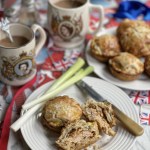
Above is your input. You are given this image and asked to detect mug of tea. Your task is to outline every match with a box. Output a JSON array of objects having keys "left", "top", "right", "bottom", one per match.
[
  {"left": 0, "top": 23, "right": 46, "bottom": 86},
  {"left": 48, "top": 0, "right": 104, "bottom": 48}
]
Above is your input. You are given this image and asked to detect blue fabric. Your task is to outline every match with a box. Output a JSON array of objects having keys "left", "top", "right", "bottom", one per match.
[{"left": 113, "top": 1, "right": 150, "bottom": 21}]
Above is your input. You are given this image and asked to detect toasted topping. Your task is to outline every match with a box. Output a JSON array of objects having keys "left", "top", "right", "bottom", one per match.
[
  {"left": 109, "top": 52, "right": 144, "bottom": 75},
  {"left": 117, "top": 19, "right": 150, "bottom": 57},
  {"left": 90, "top": 34, "right": 120, "bottom": 56},
  {"left": 42, "top": 95, "right": 82, "bottom": 130}
]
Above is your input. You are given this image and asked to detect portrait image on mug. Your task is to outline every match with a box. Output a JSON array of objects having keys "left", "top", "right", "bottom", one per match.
[
  {"left": 0, "top": 23, "right": 46, "bottom": 86},
  {"left": 48, "top": 0, "right": 104, "bottom": 48}
]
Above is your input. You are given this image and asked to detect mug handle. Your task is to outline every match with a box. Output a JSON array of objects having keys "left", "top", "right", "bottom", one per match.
[
  {"left": 31, "top": 24, "right": 46, "bottom": 56},
  {"left": 88, "top": 3, "right": 104, "bottom": 35}
]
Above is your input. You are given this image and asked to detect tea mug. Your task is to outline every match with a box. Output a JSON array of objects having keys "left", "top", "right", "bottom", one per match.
[
  {"left": 0, "top": 23, "right": 46, "bottom": 86},
  {"left": 48, "top": 0, "right": 104, "bottom": 48}
]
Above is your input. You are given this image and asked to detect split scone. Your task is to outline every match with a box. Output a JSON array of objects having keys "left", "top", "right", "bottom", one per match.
[
  {"left": 42, "top": 95, "right": 82, "bottom": 132},
  {"left": 117, "top": 19, "right": 150, "bottom": 57},
  {"left": 56, "top": 119, "right": 100, "bottom": 150},
  {"left": 82, "top": 99, "right": 116, "bottom": 136},
  {"left": 90, "top": 34, "right": 120, "bottom": 62},
  {"left": 144, "top": 55, "right": 150, "bottom": 77},
  {"left": 109, "top": 52, "right": 144, "bottom": 81}
]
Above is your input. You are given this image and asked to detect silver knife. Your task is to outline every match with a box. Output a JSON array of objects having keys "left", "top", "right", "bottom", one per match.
[{"left": 76, "top": 80, "right": 144, "bottom": 136}]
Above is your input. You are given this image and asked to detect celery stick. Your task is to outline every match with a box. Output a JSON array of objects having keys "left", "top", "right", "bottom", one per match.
[
  {"left": 75, "top": 68, "right": 84, "bottom": 76},
  {"left": 22, "top": 66, "right": 94, "bottom": 110},
  {"left": 11, "top": 102, "right": 44, "bottom": 132},
  {"left": 46, "top": 57, "right": 85, "bottom": 93}
]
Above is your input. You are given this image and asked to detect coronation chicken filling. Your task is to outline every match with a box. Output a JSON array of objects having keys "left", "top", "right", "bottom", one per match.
[
  {"left": 82, "top": 99, "right": 116, "bottom": 136},
  {"left": 56, "top": 120, "right": 100, "bottom": 150}
]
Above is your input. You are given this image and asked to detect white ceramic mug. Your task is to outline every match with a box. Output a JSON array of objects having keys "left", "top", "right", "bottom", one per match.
[
  {"left": 0, "top": 23, "right": 46, "bottom": 86},
  {"left": 48, "top": 0, "right": 104, "bottom": 48}
]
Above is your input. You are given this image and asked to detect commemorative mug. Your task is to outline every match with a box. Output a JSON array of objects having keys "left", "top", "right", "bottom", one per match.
[
  {"left": 48, "top": 0, "right": 104, "bottom": 48},
  {"left": 0, "top": 23, "right": 46, "bottom": 86}
]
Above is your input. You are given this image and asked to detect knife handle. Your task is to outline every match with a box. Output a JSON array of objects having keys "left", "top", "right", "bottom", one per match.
[{"left": 113, "top": 105, "right": 144, "bottom": 136}]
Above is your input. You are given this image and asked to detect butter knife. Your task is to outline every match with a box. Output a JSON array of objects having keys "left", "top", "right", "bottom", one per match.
[{"left": 76, "top": 80, "right": 144, "bottom": 136}]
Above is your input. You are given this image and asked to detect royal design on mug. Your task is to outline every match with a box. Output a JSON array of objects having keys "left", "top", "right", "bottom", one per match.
[
  {"left": 51, "top": 12, "right": 83, "bottom": 41},
  {"left": 0, "top": 51, "right": 35, "bottom": 81}
]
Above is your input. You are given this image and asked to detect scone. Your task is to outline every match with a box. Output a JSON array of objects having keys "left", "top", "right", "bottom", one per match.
[
  {"left": 90, "top": 34, "right": 120, "bottom": 62},
  {"left": 117, "top": 19, "right": 150, "bottom": 57},
  {"left": 144, "top": 55, "right": 150, "bottom": 77},
  {"left": 109, "top": 52, "right": 144, "bottom": 81},
  {"left": 82, "top": 99, "right": 116, "bottom": 136},
  {"left": 56, "top": 119, "right": 100, "bottom": 150},
  {"left": 42, "top": 95, "right": 82, "bottom": 132}
]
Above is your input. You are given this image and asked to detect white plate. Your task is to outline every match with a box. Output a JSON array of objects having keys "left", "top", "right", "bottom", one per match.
[
  {"left": 85, "top": 27, "right": 150, "bottom": 91},
  {"left": 21, "top": 76, "right": 138, "bottom": 150}
]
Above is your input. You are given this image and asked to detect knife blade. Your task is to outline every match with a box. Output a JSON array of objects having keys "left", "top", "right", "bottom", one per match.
[{"left": 76, "top": 80, "right": 144, "bottom": 136}]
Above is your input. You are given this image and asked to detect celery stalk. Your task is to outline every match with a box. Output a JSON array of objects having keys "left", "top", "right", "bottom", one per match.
[
  {"left": 11, "top": 102, "right": 44, "bottom": 132},
  {"left": 22, "top": 66, "right": 94, "bottom": 110},
  {"left": 45, "top": 57, "right": 85, "bottom": 93},
  {"left": 75, "top": 68, "right": 84, "bottom": 76}
]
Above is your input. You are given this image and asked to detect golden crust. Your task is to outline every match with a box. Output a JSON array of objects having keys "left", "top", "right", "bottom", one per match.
[
  {"left": 109, "top": 52, "right": 144, "bottom": 81},
  {"left": 90, "top": 34, "right": 120, "bottom": 62},
  {"left": 56, "top": 120, "right": 100, "bottom": 150},
  {"left": 42, "top": 96, "right": 82, "bottom": 132},
  {"left": 144, "top": 55, "right": 150, "bottom": 77},
  {"left": 109, "top": 66, "right": 141, "bottom": 81},
  {"left": 117, "top": 19, "right": 148, "bottom": 36},
  {"left": 41, "top": 116, "right": 62, "bottom": 132},
  {"left": 117, "top": 19, "right": 150, "bottom": 57}
]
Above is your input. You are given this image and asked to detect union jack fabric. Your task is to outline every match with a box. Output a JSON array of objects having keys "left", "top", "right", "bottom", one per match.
[
  {"left": 128, "top": 91, "right": 150, "bottom": 105},
  {"left": 140, "top": 112, "right": 150, "bottom": 125},
  {"left": 140, "top": 104, "right": 150, "bottom": 125},
  {"left": 52, "top": 58, "right": 72, "bottom": 71}
]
